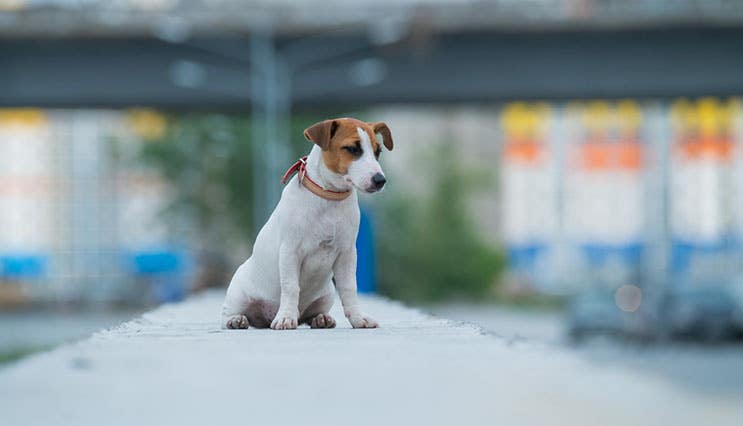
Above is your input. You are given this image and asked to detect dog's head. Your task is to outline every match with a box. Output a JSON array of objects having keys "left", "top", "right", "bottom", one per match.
[{"left": 303, "top": 118, "right": 393, "bottom": 194}]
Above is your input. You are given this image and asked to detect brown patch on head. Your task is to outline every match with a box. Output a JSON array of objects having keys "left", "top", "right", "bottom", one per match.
[
  {"left": 371, "top": 122, "right": 393, "bottom": 151},
  {"left": 303, "top": 118, "right": 392, "bottom": 175},
  {"left": 303, "top": 119, "right": 339, "bottom": 151}
]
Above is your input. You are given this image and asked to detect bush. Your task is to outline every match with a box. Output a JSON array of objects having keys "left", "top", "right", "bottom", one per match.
[{"left": 375, "top": 145, "right": 504, "bottom": 302}]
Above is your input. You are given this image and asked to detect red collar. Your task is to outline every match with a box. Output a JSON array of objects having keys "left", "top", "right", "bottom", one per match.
[{"left": 281, "top": 156, "right": 352, "bottom": 201}]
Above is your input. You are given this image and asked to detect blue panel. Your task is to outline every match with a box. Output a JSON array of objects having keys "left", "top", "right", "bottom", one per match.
[
  {"left": 124, "top": 248, "right": 188, "bottom": 303},
  {"left": 506, "top": 244, "right": 548, "bottom": 271},
  {"left": 128, "top": 250, "right": 183, "bottom": 275},
  {"left": 0, "top": 254, "right": 46, "bottom": 279},
  {"left": 356, "top": 209, "right": 376, "bottom": 294},
  {"left": 670, "top": 237, "right": 740, "bottom": 273},
  {"left": 579, "top": 243, "right": 644, "bottom": 267}
]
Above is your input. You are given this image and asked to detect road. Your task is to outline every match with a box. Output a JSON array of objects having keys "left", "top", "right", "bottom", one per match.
[
  {"left": 430, "top": 303, "right": 743, "bottom": 396},
  {"left": 0, "top": 310, "right": 139, "bottom": 355},
  {"left": 1, "top": 291, "right": 741, "bottom": 426}
]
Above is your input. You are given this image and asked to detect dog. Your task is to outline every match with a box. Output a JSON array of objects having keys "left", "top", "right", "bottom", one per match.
[{"left": 221, "top": 118, "right": 393, "bottom": 330}]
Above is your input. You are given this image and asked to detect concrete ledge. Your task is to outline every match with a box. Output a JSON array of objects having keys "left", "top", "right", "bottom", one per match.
[{"left": 0, "top": 291, "right": 740, "bottom": 426}]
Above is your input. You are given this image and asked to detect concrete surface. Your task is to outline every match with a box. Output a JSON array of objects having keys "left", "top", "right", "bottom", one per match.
[
  {"left": 429, "top": 303, "right": 564, "bottom": 344},
  {"left": 1, "top": 291, "right": 742, "bottom": 426}
]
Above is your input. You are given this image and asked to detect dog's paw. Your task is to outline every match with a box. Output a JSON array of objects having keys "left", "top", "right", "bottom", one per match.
[
  {"left": 224, "top": 315, "right": 249, "bottom": 329},
  {"left": 347, "top": 314, "right": 378, "bottom": 329},
  {"left": 310, "top": 313, "right": 336, "bottom": 329},
  {"left": 271, "top": 314, "right": 298, "bottom": 330}
]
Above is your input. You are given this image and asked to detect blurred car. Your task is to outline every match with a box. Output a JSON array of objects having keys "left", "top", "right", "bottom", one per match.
[
  {"left": 567, "top": 288, "right": 660, "bottom": 342},
  {"left": 660, "top": 284, "right": 739, "bottom": 341},
  {"left": 730, "top": 277, "right": 743, "bottom": 332},
  {"left": 569, "top": 281, "right": 743, "bottom": 342}
]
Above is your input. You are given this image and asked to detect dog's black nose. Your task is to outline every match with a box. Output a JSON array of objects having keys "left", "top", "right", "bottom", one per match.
[{"left": 372, "top": 173, "right": 387, "bottom": 189}]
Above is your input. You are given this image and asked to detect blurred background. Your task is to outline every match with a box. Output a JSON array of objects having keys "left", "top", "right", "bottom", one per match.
[{"left": 1, "top": 0, "right": 743, "bottom": 383}]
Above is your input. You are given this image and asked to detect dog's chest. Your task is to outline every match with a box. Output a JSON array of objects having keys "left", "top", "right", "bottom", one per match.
[
  {"left": 301, "top": 211, "right": 355, "bottom": 253},
  {"left": 282, "top": 189, "right": 359, "bottom": 258},
  {"left": 297, "top": 219, "right": 348, "bottom": 281},
  {"left": 310, "top": 221, "right": 342, "bottom": 250}
]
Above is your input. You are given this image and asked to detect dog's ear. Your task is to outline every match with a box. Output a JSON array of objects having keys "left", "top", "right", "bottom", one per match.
[
  {"left": 371, "top": 121, "right": 393, "bottom": 151},
  {"left": 303, "top": 119, "right": 339, "bottom": 151}
]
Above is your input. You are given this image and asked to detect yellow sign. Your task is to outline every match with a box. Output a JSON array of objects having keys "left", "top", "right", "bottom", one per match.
[
  {"left": 0, "top": 109, "right": 47, "bottom": 127},
  {"left": 500, "top": 102, "right": 551, "bottom": 141},
  {"left": 671, "top": 97, "right": 741, "bottom": 139},
  {"left": 127, "top": 109, "right": 168, "bottom": 140}
]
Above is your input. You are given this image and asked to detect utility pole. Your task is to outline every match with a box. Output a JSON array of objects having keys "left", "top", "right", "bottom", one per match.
[
  {"left": 247, "top": 22, "right": 394, "bottom": 238},
  {"left": 250, "top": 29, "right": 291, "bottom": 236}
]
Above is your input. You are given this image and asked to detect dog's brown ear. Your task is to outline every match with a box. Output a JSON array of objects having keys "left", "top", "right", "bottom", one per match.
[
  {"left": 303, "top": 119, "right": 339, "bottom": 151},
  {"left": 371, "top": 121, "right": 393, "bottom": 151}
]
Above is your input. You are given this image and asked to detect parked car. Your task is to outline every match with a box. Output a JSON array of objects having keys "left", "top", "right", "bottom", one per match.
[
  {"left": 567, "top": 288, "right": 659, "bottom": 342},
  {"left": 660, "top": 284, "right": 738, "bottom": 341}
]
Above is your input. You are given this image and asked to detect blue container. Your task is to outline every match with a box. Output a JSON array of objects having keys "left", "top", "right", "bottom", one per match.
[
  {"left": 356, "top": 209, "right": 376, "bottom": 293},
  {"left": 131, "top": 251, "right": 183, "bottom": 275},
  {"left": 125, "top": 248, "right": 188, "bottom": 303},
  {"left": 579, "top": 243, "right": 644, "bottom": 267},
  {"left": 670, "top": 237, "right": 740, "bottom": 274},
  {"left": 507, "top": 243, "right": 548, "bottom": 272},
  {"left": 0, "top": 254, "right": 46, "bottom": 279}
]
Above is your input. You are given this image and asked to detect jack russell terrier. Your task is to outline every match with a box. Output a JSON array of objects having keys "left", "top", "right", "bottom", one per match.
[{"left": 221, "top": 118, "right": 393, "bottom": 330}]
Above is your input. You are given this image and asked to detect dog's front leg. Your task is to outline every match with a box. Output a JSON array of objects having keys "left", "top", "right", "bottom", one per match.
[
  {"left": 333, "top": 249, "right": 378, "bottom": 328},
  {"left": 271, "top": 243, "right": 300, "bottom": 330}
]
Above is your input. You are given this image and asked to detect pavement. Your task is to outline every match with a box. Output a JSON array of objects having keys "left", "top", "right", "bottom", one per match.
[
  {"left": 429, "top": 303, "right": 564, "bottom": 344},
  {"left": 1, "top": 291, "right": 742, "bottom": 426}
]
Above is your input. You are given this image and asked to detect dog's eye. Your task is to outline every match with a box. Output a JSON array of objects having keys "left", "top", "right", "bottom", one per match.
[
  {"left": 343, "top": 143, "right": 362, "bottom": 156},
  {"left": 374, "top": 148, "right": 381, "bottom": 159}
]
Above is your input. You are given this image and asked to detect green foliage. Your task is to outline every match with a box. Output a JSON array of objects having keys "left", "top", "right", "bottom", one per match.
[
  {"left": 375, "top": 145, "right": 504, "bottom": 302},
  {"left": 136, "top": 113, "right": 332, "bottom": 245},
  {"left": 138, "top": 115, "right": 253, "bottom": 244}
]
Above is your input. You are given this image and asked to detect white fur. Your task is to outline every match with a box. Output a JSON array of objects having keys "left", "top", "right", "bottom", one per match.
[
  {"left": 221, "top": 143, "right": 382, "bottom": 329},
  {"left": 347, "top": 127, "right": 384, "bottom": 192}
]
